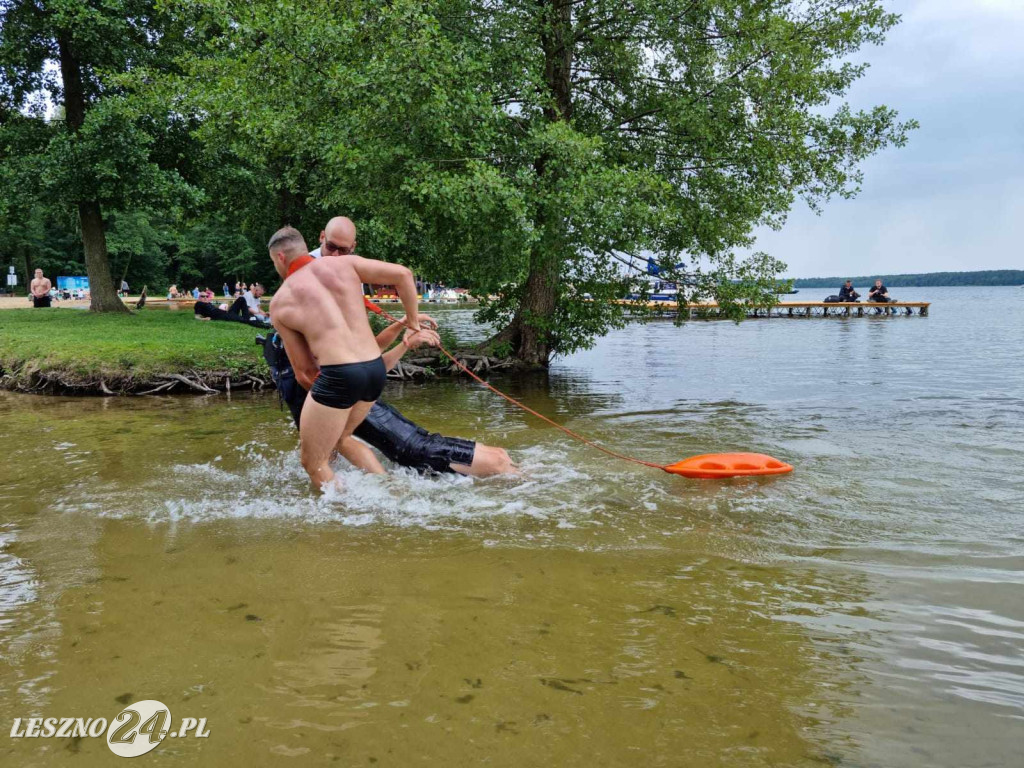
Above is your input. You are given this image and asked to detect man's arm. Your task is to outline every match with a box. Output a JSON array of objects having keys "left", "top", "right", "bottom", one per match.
[
  {"left": 374, "top": 313, "right": 438, "bottom": 351},
  {"left": 274, "top": 321, "right": 319, "bottom": 390},
  {"left": 351, "top": 256, "right": 420, "bottom": 332},
  {"left": 375, "top": 321, "right": 405, "bottom": 351},
  {"left": 380, "top": 326, "right": 440, "bottom": 372}
]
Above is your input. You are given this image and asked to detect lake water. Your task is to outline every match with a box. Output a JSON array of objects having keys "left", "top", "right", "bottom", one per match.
[{"left": 1, "top": 285, "right": 1022, "bottom": 766}]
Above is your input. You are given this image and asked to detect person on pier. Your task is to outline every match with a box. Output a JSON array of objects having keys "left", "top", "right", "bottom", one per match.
[
  {"left": 868, "top": 280, "right": 892, "bottom": 303},
  {"left": 839, "top": 280, "right": 860, "bottom": 302}
]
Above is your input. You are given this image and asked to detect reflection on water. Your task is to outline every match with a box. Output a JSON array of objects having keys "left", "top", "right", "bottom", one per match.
[{"left": 1, "top": 287, "right": 1023, "bottom": 766}]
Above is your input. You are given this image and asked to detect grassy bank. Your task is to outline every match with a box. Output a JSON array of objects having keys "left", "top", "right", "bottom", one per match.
[
  {"left": 0, "top": 307, "right": 515, "bottom": 396},
  {"left": 0, "top": 308, "right": 269, "bottom": 394}
]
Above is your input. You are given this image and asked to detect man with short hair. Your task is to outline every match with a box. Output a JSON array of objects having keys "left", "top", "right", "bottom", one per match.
[
  {"left": 268, "top": 226, "right": 429, "bottom": 490},
  {"left": 838, "top": 280, "right": 860, "bottom": 302},
  {"left": 225, "top": 282, "right": 269, "bottom": 325},
  {"left": 266, "top": 330, "right": 517, "bottom": 477},
  {"left": 868, "top": 279, "right": 891, "bottom": 303},
  {"left": 243, "top": 282, "right": 267, "bottom": 320},
  {"left": 30, "top": 269, "right": 52, "bottom": 308}
]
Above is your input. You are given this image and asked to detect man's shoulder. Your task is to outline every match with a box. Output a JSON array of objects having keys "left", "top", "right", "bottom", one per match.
[{"left": 269, "top": 285, "right": 291, "bottom": 305}]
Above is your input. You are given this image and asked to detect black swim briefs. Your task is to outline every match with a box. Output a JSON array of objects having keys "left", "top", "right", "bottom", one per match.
[
  {"left": 310, "top": 357, "right": 386, "bottom": 410},
  {"left": 32, "top": 295, "right": 52, "bottom": 308}
]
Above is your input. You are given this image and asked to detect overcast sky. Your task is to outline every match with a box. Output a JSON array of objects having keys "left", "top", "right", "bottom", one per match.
[{"left": 746, "top": 0, "right": 1024, "bottom": 278}]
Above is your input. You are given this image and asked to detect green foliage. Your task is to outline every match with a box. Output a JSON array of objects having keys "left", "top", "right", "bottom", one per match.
[
  {"left": 3, "top": 0, "right": 916, "bottom": 360},
  {"left": 157, "top": 0, "right": 914, "bottom": 362}
]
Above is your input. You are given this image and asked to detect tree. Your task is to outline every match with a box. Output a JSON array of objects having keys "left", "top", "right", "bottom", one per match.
[
  {"left": 162, "top": 0, "right": 915, "bottom": 364},
  {"left": 0, "top": 0, "right": 198, "bottom": 312}
]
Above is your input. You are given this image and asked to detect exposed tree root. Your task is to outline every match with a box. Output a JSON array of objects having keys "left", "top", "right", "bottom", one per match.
[{"left": 0, "top": 348, "right": 520, "bottom": 396}]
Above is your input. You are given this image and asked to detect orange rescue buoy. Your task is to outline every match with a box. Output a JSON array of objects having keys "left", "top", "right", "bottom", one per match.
[{"left": 664, "top": 452, "right": 793, "bottom": 479}]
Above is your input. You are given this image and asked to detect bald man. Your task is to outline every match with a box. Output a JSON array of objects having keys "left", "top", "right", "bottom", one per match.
[
  {"left": 310, "top": 216, "right": 357, "bottom": 258},
  {"left": 268, "top": 225, "right": 431, "bottom": 490}
]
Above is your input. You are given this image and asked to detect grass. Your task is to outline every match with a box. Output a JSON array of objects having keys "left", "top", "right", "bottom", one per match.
[{"left": 0, "top": 307, "right": 267, "bottom": 392}]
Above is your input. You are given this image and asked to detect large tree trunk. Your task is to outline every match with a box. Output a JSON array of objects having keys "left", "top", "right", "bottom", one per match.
[
  {"left": 516, "top": 258, "right": 559, "bottom": 365},
  {"left": 506, "top": 0, "right": 574, "bottom": 365},
  {"left": 79, "top": 201, "right": 125, "bottom": 311},
  {"left": 57, "top": 29, "right": 127, "bottom": 313}
]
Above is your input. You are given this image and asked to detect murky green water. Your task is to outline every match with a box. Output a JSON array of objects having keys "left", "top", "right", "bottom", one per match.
[{"left": 1, "top": 287, "right": 1022, "bottom": 766}]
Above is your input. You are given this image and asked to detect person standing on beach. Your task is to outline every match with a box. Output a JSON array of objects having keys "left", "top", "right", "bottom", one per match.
[
  {"left": 268, "top": 226, "right": 428, "bottom": 491},
  {"left": 30, "top": 269, "right": 52, "bottom": 308}
]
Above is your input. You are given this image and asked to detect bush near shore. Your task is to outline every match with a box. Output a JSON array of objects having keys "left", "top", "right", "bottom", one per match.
[{"left": 0, "top": 308, "right": 515, "bottom": 396}]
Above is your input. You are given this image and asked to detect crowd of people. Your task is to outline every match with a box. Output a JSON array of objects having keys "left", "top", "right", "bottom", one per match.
[{"left": 167, "top": 283, "right": 244, "bottom": 300}]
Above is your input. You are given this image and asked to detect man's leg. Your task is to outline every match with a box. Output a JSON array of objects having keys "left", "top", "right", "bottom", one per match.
[
  {"left": 337, "top": 405, "right": 378, "bottom": 473},
  {"left": 337, "top": 437, "right": 386, "bottom": 474},
  {"left": 227, "top": 296, "right": 249, "bottom": 319},
  {"left": 298, "top": 397, "right": 352, "bottom": 491},
  {"left": 451, "top": 444, "right": 517, "bottom": 477}
]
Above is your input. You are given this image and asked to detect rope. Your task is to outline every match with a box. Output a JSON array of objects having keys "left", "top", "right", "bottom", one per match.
[{"left": 374, "top": 304, "right": 667, "bottom": 472}]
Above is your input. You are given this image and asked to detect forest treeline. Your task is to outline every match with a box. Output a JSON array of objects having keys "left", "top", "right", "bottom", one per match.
[{"left": 792, "top": 271, "right": 1024, "bottom": 288}]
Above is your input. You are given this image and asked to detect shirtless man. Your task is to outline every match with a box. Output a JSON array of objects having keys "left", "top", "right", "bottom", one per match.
[
  {"left": 302, "top": 216, "right": 516, "bottom": 477},
  {"left": 268, "top": 226, "right": 429, "bottom": 490},
  {"left": 30, "top": 269, "right": 52, "bottom": 308}
]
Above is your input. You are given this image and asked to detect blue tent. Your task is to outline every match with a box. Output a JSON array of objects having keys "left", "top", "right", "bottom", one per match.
[{"left": 57, "top": 276, "right": 90, "bottom": 292}]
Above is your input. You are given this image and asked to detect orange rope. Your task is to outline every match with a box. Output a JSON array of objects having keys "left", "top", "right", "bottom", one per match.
[{"left": 374, "top": 304, "right": 667, "bottom": 471}]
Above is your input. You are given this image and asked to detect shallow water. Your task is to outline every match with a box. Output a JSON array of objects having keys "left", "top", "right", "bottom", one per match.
[{"left": 1, "top": 286, "right": 1022, "bottom": 766}]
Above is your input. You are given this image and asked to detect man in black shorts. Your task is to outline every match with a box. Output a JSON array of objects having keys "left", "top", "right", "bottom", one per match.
[
  {"left": 262, "top": 333, "right": 516, "bottom": 477},
  {"left": 30, "top": 269, "right": 52, "bottom": 307}
]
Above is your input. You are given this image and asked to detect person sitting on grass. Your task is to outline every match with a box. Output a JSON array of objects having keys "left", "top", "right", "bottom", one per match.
[
  {"left": 225, "top": 282, "right": 267, "bottom": 323},
  {"left": 194, "top": 300, "right": 270, "bottom": 326}
]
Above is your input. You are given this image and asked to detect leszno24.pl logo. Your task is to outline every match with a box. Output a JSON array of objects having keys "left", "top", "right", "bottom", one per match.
[{"left": 10, "top": 700, "right": 208, "bottom": 757}]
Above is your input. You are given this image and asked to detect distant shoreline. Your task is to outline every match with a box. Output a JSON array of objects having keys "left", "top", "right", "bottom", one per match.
[{"left": 789, "top": 270, "right": 1023, "bottom": 288}]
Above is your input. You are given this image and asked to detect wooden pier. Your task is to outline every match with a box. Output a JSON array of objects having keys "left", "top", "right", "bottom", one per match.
[{"left": 613, "top": 300, "right": 930, "bottom": 318}]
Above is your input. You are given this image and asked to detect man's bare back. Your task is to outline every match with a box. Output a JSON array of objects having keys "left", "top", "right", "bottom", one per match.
[
  {"left": 266, "top": 225, "right": 422, "bottom": 491},
  {"left": 270, "top": 257, "right": 381, "bottom": 368}
]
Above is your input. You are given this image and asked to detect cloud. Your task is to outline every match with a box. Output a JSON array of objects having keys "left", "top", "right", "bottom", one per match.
[{"left": 747, "top": 0, "right": 1024, "bottom": 277}]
